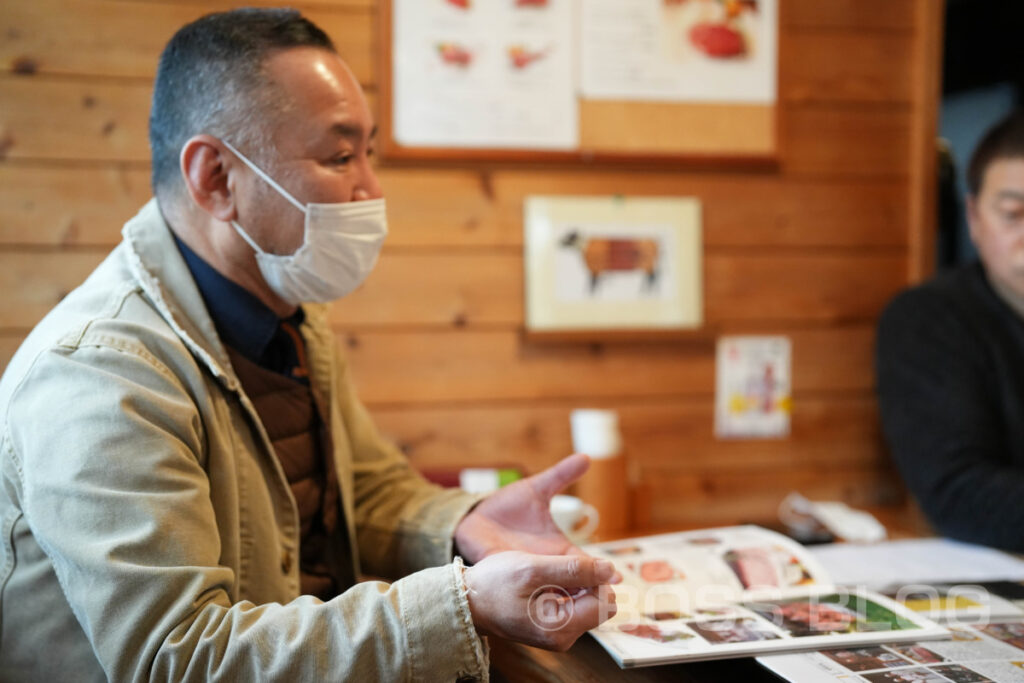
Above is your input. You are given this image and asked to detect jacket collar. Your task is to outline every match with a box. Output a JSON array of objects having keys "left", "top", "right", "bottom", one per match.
[
  {"left": 121, "top": 198, "right": 334, "bottom": 393},
  {"left": 123, "top": 199, "right": 241, "bottom": 385}
]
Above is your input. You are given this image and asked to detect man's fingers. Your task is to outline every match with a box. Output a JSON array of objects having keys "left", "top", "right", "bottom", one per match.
[
  {"left": 532, "top": 553, "right": 616, "bottom": 588},
  {"left": 565, "top": 546, "right": 623, "bottom": 584},
  {"left": 530, "top": 453, "right": 590, "bottom": 500},
  {"left": 529, "top": 588, "right": 618, "bottom": 649},
  {"left": 566, "top": 588, "right": 618, "bottom": 632}
]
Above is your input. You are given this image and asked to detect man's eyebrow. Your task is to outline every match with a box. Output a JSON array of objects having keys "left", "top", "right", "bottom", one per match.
[
  {"left": 994, "top": 190, "right": 1024, "bottom": 202},
  {"left": 329, "top": 123, "right": 378, "bottom": 141}
]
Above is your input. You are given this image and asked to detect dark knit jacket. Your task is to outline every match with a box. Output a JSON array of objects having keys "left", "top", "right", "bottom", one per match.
[{"left": 876, "top": 262, "right": 1024, "bottom": 551}]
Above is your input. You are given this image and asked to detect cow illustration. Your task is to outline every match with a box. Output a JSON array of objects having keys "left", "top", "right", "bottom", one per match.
[{"left": 560, "top": 231, "right": 660, "bottom": 293}]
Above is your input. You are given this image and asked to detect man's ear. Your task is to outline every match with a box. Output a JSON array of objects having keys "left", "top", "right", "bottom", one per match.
[{"left": 180, "top": 135, "right": 236, "bottom": 223}]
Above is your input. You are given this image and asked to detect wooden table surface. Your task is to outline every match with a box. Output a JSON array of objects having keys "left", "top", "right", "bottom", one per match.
[{"left": 489, "top": 633, "right": 782, "bottom": 682}]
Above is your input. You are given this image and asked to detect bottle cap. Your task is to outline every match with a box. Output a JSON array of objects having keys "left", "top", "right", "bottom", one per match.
[{"left": 570, "top": 409, "right": 622, "bottom": 459}]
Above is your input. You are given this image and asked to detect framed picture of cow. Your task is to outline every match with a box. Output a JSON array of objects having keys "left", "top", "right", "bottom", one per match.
[{"left": 524, "top": 195, "right": 703, "bottom": 337}]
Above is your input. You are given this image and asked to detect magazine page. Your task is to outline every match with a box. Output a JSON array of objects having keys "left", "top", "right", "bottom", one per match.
[
  {"left": 584, "top": 525, "right": 833, "bottom": 609},
  {"left": 876, "top": 583, "right": 1024, "bottom": 623},
  {"left": 758, "top": 619, "right": 1024, "bottom": 682},
  {"left": 583, "top": 526, "right": 946, "bottom": 667},
  {"left": 810, "top": 539, "right": 1024, "bottom": 591}
]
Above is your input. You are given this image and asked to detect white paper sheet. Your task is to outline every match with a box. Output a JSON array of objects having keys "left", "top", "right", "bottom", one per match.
[
  {"left": 580, "top": 0, "right": 777, "bottom": 102},
  {"left": 392, "top": 0, "right": 578, "bottom": 149},
  {"left": 811, "top": 539, "right": 1024, "bottom": 590}
]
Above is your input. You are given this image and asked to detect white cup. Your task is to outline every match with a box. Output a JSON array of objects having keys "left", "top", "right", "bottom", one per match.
[{"left": 550, "top": 494, "right": 600, "bottom": 544}]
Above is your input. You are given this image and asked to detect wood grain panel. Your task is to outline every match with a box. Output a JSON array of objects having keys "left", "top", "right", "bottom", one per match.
[
  {"left": 907, "top": 0, "right": 944, "bottom": 282},
  {"left": 0, "top": 76, "right": 152, "bottom": 162},
  {"left": 781, "top": 106, "right": 911, "bottom": 177},
  {"left": 376, "top": 395, "right": 883, "bottom": 476},
  {"left": 781, "top": 32, "right": 913, "bottom": 104},
  {"left": 332, "top": 251, "right": 522, "bottom": 328},
  {"left": 392, "top": 171, "right": 911, "bottom": 249},
  {"left": 0, "top": 166, "right": 150, "bottom": 246},
  {"left": 0, "top": 251, "right": 108, "bottom": 328},
  {"left": 781, "top": 0, "right": 915, "bottom": 31},
  {"left": 0, "top": 165, "right": 909, "bottom": 249},
  {"left": 330, "top": 251, "right": 906, "bottom": 327},
  {"left": 636, "top": 464, "right": 902, "bottom": 529},
  {"left": 579, "top": 102, "right": 774, "bottom": 156},
  {"left": 340, "top": 325, "right": 875, "bottom": 405},
  {"left": 703, "top": 252, "right": 906, "bottom": 323},
  {"left": 1, "top": 0, "right": 374, "bottom": 85},
  {"left": 342, "top": 329, "right": 714, "bottom": 405},
  {"left": 0, "top": 79, "right": 378, "bottom": 163}
]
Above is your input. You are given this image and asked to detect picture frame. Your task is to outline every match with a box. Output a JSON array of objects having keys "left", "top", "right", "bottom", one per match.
[{"left": 524, "top": 196, "right": 703, "bottom": 338}]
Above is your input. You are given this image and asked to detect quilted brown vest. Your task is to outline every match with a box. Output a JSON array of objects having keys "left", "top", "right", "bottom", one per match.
[{"left": 226, "top": 346, "right": 344, "bottom": 600}]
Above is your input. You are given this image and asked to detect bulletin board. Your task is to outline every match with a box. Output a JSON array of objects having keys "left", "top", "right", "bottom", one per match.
[{"left": 379, "top": 0, "right": 778, "bottom": 165}]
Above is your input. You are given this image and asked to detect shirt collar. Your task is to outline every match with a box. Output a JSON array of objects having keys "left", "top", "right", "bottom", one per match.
[{"left": 173, "top": 234, "right": 285, "bottom": 364}]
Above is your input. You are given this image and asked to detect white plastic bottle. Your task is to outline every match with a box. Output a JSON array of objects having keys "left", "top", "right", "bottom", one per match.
[{"left": 570, "top": 409, "right": 629, "bottom": 540}]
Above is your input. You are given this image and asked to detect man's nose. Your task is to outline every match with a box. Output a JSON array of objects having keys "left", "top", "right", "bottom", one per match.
[{"left": 353, "top": 162, "right": 383, "bottom": 201}]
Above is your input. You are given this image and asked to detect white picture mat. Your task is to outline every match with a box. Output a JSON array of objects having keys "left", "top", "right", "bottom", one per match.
[{"left": 525, "top": 196, "right": 703, "bottom": 331}]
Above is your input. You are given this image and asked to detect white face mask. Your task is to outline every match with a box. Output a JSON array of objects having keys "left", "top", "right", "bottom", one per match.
[{"left": 222, "top": 139, "right": 387, "bottom": 306}]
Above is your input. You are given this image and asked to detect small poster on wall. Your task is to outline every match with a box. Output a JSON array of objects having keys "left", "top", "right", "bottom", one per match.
[
  {"left": 524, "top": 196, "right": 703, "bottom": 334},
  {"left": 715, "top": 335, "right": 791, "bottom": 438}
]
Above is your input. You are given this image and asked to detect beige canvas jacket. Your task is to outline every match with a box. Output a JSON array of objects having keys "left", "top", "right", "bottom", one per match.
[{"left": 0, "top": 200, "right": 488, "bottom": 681}]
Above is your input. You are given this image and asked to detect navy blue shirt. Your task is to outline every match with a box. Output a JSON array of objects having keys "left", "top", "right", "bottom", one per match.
[{"left": 174, "top": 235, "right": 308, "bottom": 382}]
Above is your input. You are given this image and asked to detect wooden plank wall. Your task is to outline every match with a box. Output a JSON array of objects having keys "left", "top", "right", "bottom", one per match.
[{"left": 0, "top": 0, "right": 941, "bottom": 530}]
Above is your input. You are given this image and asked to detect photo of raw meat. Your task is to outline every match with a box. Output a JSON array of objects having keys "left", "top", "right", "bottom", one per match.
[
  {"left": 663, "top": 0, "right": 760, "bottom": 60},
  {"left": 619, "top": 623, "right": 695, "bottom": 645},
  {"left": 508, "top": 45, "right": 548, "bottom": 70},
  {"left": 645, "top": 610, "right": 691, "bottom": 621},
  {"left": 436, "top": 43, "right": 473, "bottom": 67},
  {"left": 639, "top": 559, "right": 679, "bottom": 583},
  {"left": 689, "top": 22, "right": 745, "bottom": 57},
  {"left": 687, "top": 617, "right": 780, "bottom": 644},
  {"left": 724, "top": 547, "right": 778, "bottom": 588}
]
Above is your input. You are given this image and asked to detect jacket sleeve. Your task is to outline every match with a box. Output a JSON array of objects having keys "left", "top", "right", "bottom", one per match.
[
  {"left": 6, "top": 339, "right": 488, "bottom": 682},
  {"left": 876, "top": 288, "right": 1024, "bottom": 551},
  {"left": 330, "top": 344, "right": 485, "bottom": 580}
]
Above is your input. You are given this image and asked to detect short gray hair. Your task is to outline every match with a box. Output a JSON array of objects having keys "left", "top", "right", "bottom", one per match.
[{"left": 149, "top": 8, "right": 335, "bottom": 200}]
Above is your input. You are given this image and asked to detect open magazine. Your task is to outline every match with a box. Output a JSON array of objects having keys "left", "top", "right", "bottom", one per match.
[
  {"left": 582, "top": 525, "right": 948, "bottom": 668},
  {"left": 758, "top": 583, "right": 1024, "bottom": 682}
]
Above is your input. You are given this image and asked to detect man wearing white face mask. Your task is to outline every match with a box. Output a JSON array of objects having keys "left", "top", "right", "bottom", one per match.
[
  {"left": 0, "top": 9, "right": 617, "bottom": 682},
  {"left": 221, "top": 137, "right": 389, "bottom": 306}
]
